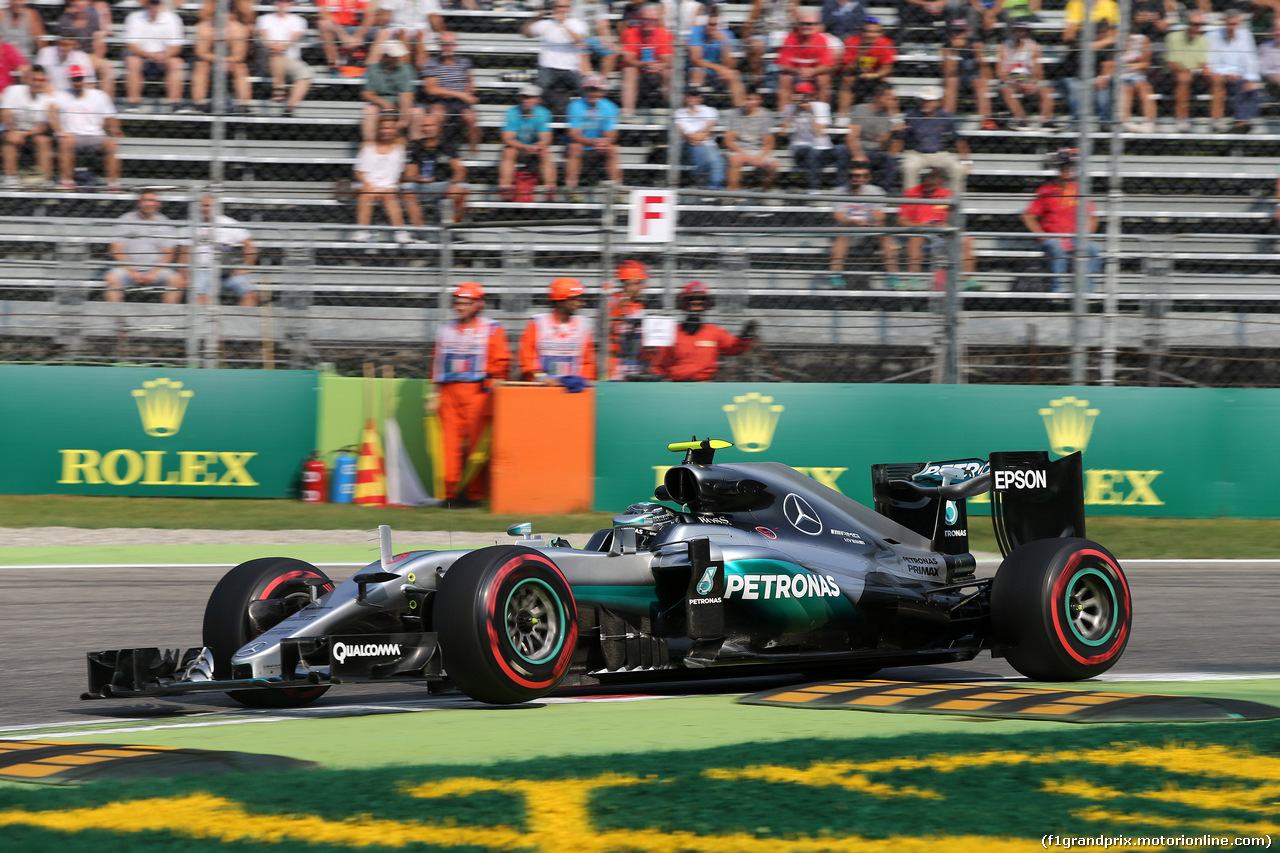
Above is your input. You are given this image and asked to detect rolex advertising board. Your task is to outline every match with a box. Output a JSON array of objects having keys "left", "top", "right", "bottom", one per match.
[
  {"left": 0, "top": 366, "right": 318, "bottom": 497},
  {"left": 594, "top": 384, "right": 1280, "bottom": 518}
]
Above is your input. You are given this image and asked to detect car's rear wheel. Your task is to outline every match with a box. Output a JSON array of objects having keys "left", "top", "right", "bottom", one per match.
[
  {"left": 435, "top": 546, "right": 578, "bottom": 705},
  {"left": 203, "top": 557, "right": 333, "bottom": 708},
  {"left": 991, "top": 538, "right": 1131, "bottom": 681}
]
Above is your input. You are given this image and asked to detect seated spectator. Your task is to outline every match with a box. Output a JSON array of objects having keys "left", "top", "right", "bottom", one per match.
[
  {"left": 367, "top": 0, "right": 443, "bottom": 68},
  {"left": 744, "top": 0, "right": 797, "bottom": 80},
  {"left": 1164, "top": 13, "right": 1210, "bottom": 132},
  {"left": 941, "top": 18, "right": 994, "bottom": 129},
  {"left": 577, "top": 0, "right": 620, "bottom": 77},
  {"left": 620, "top": 4, "right": 673, "bottom": 118},
  {"left": 1132, "top": 0, "right": 1175, "bottom": 46},
  {"left": 317, "top": 0, "right": 372, "bottom": 74},
  {"left": 689, "top": 6, "right": 745, "bottom": 105},
  {"left": 523, "top": 0, "right": 586, "bottom": 122},
  {"left": 123, "top": 0, "right": 188, "bottom": 113},
  {"left": 962, "top": 0, "right": 1003, "bottom": 41},
  {"left": 650, "top": 282, "right": 755, "bottom": 381},
  {"left": 822, "top": 0, "right": 867, "bottom": 42},
  {"left": 2, "top": 0, "right": 45, "bottom": 68},
  {"left": 56, "top": 0, "right": 113, "bottom": 98},
  {"left": 565, "top": 73, "right": 621, "bottom": 199},
  {"left": 890, "top": 85, "right": 971, "bottom": 193},
  {"left": 781, "top": 80, "right": 845, "bottom": 192},
  {"left": 55, "top": 65, "right": 120, "bottom": 190},
  {"left": 897, "top": 0, "right": 949, "bottom": 45},
  {"left": 518, "top": 277, "right": 596, "bottom": 387},
  {"left": 353, "top": 114, "right": 410, "bottom": 243},
  {"left": 184, "top": 194, "right": 260, "bottom": 307},
  {"left": 724, "top": 86, "right": 780, "bottom": 192},
  {"left": 828, "top": 162, "right": 895, "bottom": 288},
  {"left": 776, "top": 9, "right": 836, "bottom": 107},
  {"left": 420, "top": 33, "right": 480, "bottom": 156},
  {"left": 2, "top": 64, "right": 58, "bottom": 187},
  {"left": 1118, "top": 28, "right": 1158, "bottom": 132},
  {"left": 1260, "top": 19, "right": 1280, "bottom": 98},
  {"left": 403, "top": 112, "right": 468, "bottom": 224},
  {"left": 1055, "top": 2, "right": 1118, "bottom": 126},
  {"left": 498, "top": 84, "right": 557, "bottom": 202},
  {"left": 192, "top": 0, "right": 253, "bottom": 114},
  {"left": 36, "top": 28, "right": 95, "bottom": 94},
  {"left": 997, "top": 17, "right": 1054, "bottom": 130},
  {"left": 0, "top": 35, "right": 28, "bottom": 96},
  {"left": 256, "top": 0, "right": 313, "bottom": 117},
  {"left": 1021, "top": 148, "right": 1101, "bottom": 292},
  {"left": 103, "top": 189, "right": 184, "bottom": 303},
  {"left": 675, "top": 86, "right": 726, "bottom": 190},
  {"left": 1062, "top": 0, "right": 1119, "bottom": 43},
  {"left": 898, "top": 166, "right": 979, "bottom": 289},
  {"left": 361, "top": 40, "right": 416, "bottom": 141},
  {"left": 1208, "top": 9, "right": 1261, "bottom": 133},
  {"left": 837, "top": 16, "right": 896, "bottom": 119},
  {"left": 844, "top": 79, "right": 901, "bottom": 193}
]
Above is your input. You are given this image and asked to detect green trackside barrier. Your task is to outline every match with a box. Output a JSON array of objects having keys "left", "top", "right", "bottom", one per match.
[{"left": 593, "top": 383, "right": 1280, "bottom": 518}]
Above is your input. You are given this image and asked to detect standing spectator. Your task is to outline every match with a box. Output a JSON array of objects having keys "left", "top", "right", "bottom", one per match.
[
  {"left": 1207, "top": 8, "right": 1261, "bottom": 133},
  {"left": 429, "top": 281, "right": 511, "bottom": 503},
  {"left": 891, "top": 85, "right": 971, "bottom": 193},
  {"left": 607, "top": 259, "right": 648, "bottom": 380},
  {"left": 776, "top": 9, "right": 836, "bottom": 107},
  {"left": 650, "top": 282, "right": 755, "bottom": 381},
  {"left": 689, "top": 6, "right": 745, "bottom": 105},
  {"left": 368, "top": 0, "right": 443, "bottom": 68},
  {"left": 1117, "top": 27, "right": 1158, "bottom": 132},
  {"left": 184, "top": 194, "right": 259, "bottom": 307},
  {"left": 941, "top": 18, "right": 994, "bottom": 130},
  {"left": 403, "top": 110, "right": 469, "bottom": 224},
  {"left": 55, "top": 64, "right": 120, "bottom": 190},
  {"left": 123, "top": 0, "right": 188, "bottom": 113},
  {"left": 828, "top": 162, "right": 896, "bottom": 288},
  {"left": 781, "top": 80, "right": 845, "bottom": 192},
  {"left": 1021, "top": 148, "right": 1101, "bottom": 292},
  {"left": 674, "top": 86, "right": 726, "bottom": 191},
  {"left": 724, "top": 86, "right": 780, "bottom": 192},
  {"left": 35, "top": 28, "right": 94, "bottom": 93},
  {"left": 898, "top": 166, "right": 979, "bottom": 289},
  {"left": 352, "top": 114, "right": 410, "bottom": 243},
  {"left": 256, "top": 0, "right": 313, "bottom": 117},
  {"left": 0, "top": 35, "right": 27, "bottom": 97},
  {"left": 822, "top": 0, "right": 867, "bottom": 42},
  {"left": 897, "top": 0, "right": 949, "bottom": 45},
  {"left": 57, "top": 0, "right": 114, "bottom": 98},
  {"left": 744, "top": 0, "right": 798, "bottom": 79},
  {"left": 420, "top": 32, "right": 480, "bottom": 156},
  {"left": 836, "top": 16, "right": 896, "bottom": 119},
  {"left": 620, "top": 4, "right": 673, "bottom": 118},
  {"left": 565, "top": 73, "right": 621, "bottom": 199},
  {"left": 499, "top": 83, "right": 557, "bottom": 201},
  {"left": 192, "top": 0, "right": 253, "bottom": 114},
  {"left": 1260, "top": 18, "right": 1280, "bottom": 98},
  {"left": 844, "top": 79, "right": 901, "bottom": 193},
  {"left": 361, "top": 40, "right": 416, "bottom": 140},
  {"left": 2, "top": 64, "right": 59, "bottom": 187},
  {"left": 523, "top": 0, "right": 587, "bottom": 122},
  {"left": 996, "top": 17, "right": 1054, "bottom": 130},
  {"left": 317, "top": 0, "right": 372, "bottom": 74},
  {"left": 518, "top": 277, "right": 597, "bottom": 389},
  {"left": 1, "top": 0, "right": 44, "bottom": 66},
  {"left": 103, "top": 189, "right": 184, "bottom": 303},
  {"left": 1164, "top": 13, "right": 1210, "bottom": 132}
]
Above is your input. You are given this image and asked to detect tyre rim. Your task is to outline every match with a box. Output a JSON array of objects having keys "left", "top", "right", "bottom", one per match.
[
  {"left": 504, "top": 578, "right": 566, "bottom": 665},
  {"left": 1064, "top": 567, "right": 1118, "bottom": 647}
]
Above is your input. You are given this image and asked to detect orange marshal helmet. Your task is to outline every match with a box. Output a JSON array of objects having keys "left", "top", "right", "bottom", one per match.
[
  {"left": 549, "top": 277, "right": 585, "bottom": 301},
  {"left": 616, "top": 260, "right": 649, "bottom": 282},
  {"left": 453, "top": 282, "right": 485, "bottom": 301}
]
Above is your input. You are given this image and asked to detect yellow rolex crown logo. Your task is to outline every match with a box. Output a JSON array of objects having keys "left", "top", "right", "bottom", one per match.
[
  {"left": 722, "top": 392, "right": 784, "bottom": 453},
  {"left": 1039, "top": 396, "right": 1098, "bottom": 456},
  {"left": 132, "top": 378, "right": 194, "bottom": 437}
]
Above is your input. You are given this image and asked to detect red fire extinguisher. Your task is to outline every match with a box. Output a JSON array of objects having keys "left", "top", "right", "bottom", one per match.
[{"left": 301, "top": 451, "right": 327, "bottom": 503}]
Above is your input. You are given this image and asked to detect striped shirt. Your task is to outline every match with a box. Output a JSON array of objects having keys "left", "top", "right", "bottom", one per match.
[{"left": 423, "top": 56, "right": 472, "bottom": 97}]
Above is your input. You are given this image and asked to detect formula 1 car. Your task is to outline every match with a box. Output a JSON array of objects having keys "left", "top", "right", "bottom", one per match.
[{"left": 84, "top": 440, "right": 1131, "bottom": 707}]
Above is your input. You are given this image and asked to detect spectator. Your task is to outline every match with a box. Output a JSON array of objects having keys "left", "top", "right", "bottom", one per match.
[
  {"left": 828, "top": 162, "right": 896, "bottom": 288},
  {"left": 1, "top": 0, "right": 44, "bottom": 65},
  {"left": 997, "top": 17, "right": 1054, "bottom": 130},
  {"left": 1056, "top": 18, "right": 1116, "bottom": 127},
  {"left": 1164, "top": 13, "right": 1210, "bottom": 132},
  {"left": 837, "top": 16, "right": 896, "bottom": 119},
  {"left": 0, "top": 34, "right": 29, "bottom": 97},
  {"left": 898, "top": 166, "right": 979, "bottom": 289},
  {"left": 940, "top": 18, "right": 994, "bottom": 130},
  {"left": 565, "top": 72, "right": 621, "bottom": 199},
  {"left": 962, "top": 0, "right": 1003, "bottom": 41},
  {"left": 1062, "top": 0, "right": 1119, "bottom": 43},
  {"left": 420, "top": 32, "right": 480, "bottom": 156},
  {"left": 1117, "top": 27, "right": 1158, "bottom": 132},
  {"left": 192, "top": 0, "right": 253, "bottom": 114},
  {"left": 2, "top": 64, "right": 58, "bottom": 187},
  {"left": 428, "top": 281, "right": 511, "bottom": 503},
  {"left": 744, "top": 0, "right": 797, "bottom": 79},
  {"left": 55, "top": 64, "right": 120, "bottom": 190},
  {"left": 317, "top": 0, "right": 372, "bottom": 74},
  {"left": 57, "top": 0, "right": 114, "bottom": 98},
  {"left": 103, "top": 189, "right": 184, "bottom": 303},
  {"left": 352, "top": 113, "right": 410, "bottom": 243},
  {"left": 844, "top": 79, "right": 901, "bottom": 192},
  {"left": 822, "top": 0, "right": 867, "bottom": 42},
  {"left": 674, "top": 86, "right": 726, "bottom": 191},
  {"left": 368, "top": 0, "right": 443, "bottom": 68},
  {"left": 1207, "top": 9, "right": 1261, "bottom": 133},
  {"left": 1260, "top": 19, "right": 1280, "bottom": 98},
  {"left": 660, "top": 0, "right": 702, "bottom": 35},
  {"left": 522, "top": 0, "right": 587, "bottom": 122},
  {"left": 891, "top": 85, "right": 971, "bottom": 194},
  {"left": 1132, "top": 0, "right": 1175, "bottom": 45},
  {"left": 403, "top": 110, "right": 469, "bottom": 224},
  {"left": 776, "top": 8, "right": 836, "bottom": 107},
  {"left": 620, "top": 3, "right": 673, "bottom": 118},
  {"left": 123, "top": 0, "right": 188, "bottom": 113},
  {"left": 650, "top": 282, "right": 755, "bottom": 381},
  {"left": 518, "top": 277, "right": 597, "bottom": 388},
  {"left": 607, "top": 259, "right": 648, "bottom": 380},
  {"left": 361, "top": 39, "right": 415, "bottom": 140},
  {"left": 184, "top": 194, "right": 259, "bottom": 307},
  {"left": 499, "top": 83, "right": 556, "bottom": 201},
  {"left": 35, "top": 28, "right": 93, "bottom": 93},
  {"left": 781, "top": 79, "right": 844, "bottom": 192},
  {"left": 897, "top": 0, "right": 949, "bottom": 45},
  {"left": 1021, "top": 147, "right": 1101, "bottom": 292},
  {"left": 256, "top": 0, "right": 313, "bottom": 117},
  {"left": 724, "top": 86, "right": 780, "bottom": 192},
  {"left": 689, "top": 6, "right": 745, "bottom": 105},
  {"left": 572, "top": 0, "right": 620, "bottom": 77}
]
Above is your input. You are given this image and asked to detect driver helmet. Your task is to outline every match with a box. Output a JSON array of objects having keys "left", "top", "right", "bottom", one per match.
[
  {"left": 677, "top": 280, "right": 716, "bottom": 310},
  {"left": 548, "top": 277, "right": 585, "bottom": 301},
  {"left": 616, "top": 501, "right": 677, "bottom": 530},
  {"left": 1049, "top": 147, "right": 1079, "bottom": 170}
]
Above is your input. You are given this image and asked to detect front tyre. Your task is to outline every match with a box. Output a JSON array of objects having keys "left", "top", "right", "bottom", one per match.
[
  {"left": 991, "top": 538, "right": 1132, "bottom": 681},
  {"left": 202, "top": 557, "right": 334, "bottom": 708},
  {"left": 435, "top": 546, "right": 578, "bottom": 705}
]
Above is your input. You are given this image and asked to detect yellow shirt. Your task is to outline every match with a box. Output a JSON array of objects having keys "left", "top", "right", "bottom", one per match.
[{"left": 1064, "top": 0, "right": 1120, "bottom": 25}]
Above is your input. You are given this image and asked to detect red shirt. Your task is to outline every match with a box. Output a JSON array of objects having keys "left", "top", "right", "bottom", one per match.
[
  {"left": 899, "top": 184, "right": 953, "bottom": 226},
  {"left": 651, "top": 323, "right": 750, "bottom": 382},
  {"left": 777, "top": 31, "right": 833, "bottom": 71},
  {"left": 842, "top": 34, "right": 897, "bottom": 73},
  {"left": 1026, "top": 180, "right": 1096, "bottom": 244},
  {"left": 621, "top": 26, "right": 674, "bottom": 61},
  {"left": 0, "top": 43, "right": 28, "bottom": 93},
  {"left": 319, "top": 0, "right": 368, "bottom": 27}
]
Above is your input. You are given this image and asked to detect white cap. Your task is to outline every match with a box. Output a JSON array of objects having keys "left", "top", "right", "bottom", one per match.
[
  {"left": 520, "top": 83, "right": 543, "bottom": 97},
  {"left": 382, "top": 40, "right": 408, "bottom": 58},
  {"left": 918, "top": 85, "right": 943, "bottom": 101}
]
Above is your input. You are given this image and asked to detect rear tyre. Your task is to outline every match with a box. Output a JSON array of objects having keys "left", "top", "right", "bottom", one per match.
[
  {"left": 435, "top": 546, "right": 578, "bottom": 705},
  {"left": 202, "top": 557, "right": 334, "bottom": 708},
  {"left": 991, "top": 538, "right": 1132, "bottom": 681}
]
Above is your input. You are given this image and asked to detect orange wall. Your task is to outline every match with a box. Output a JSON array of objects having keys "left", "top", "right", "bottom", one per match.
[{"left": 490, "top": 386, "right": 595, "bottom": 514}]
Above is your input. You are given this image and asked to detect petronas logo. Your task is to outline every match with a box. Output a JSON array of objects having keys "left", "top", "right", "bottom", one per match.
[
  {"left": 723, "top": 392, "right": 784, "bottom": 453},
  {"left": 132, "top": 378, "right": 194, "bottom": 437},
  {"left": 1039, "top": 396, "right": 1098, "bottom": 456}
]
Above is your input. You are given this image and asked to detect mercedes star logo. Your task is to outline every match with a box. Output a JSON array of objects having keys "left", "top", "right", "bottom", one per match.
[{"left": 783, "top": 493, "right": 823, "bottom": 536}]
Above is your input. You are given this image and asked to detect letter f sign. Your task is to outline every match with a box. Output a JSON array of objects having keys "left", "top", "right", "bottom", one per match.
[{"left": 628, "top": 190, "right": 675, "bottom": 242}]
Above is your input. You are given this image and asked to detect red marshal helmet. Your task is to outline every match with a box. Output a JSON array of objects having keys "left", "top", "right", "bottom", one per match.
[
  {"left": 677, "top": 280, "right": 715, "bottom": 310},
  {"left": 549, "top": 277, "right": 585, "bottom": 301},
  {"left": 616, "top": 260, "right": 649, "bottom": 282},
  {"left": 453, "top": 281, "right": 485, "bottom": 301}
]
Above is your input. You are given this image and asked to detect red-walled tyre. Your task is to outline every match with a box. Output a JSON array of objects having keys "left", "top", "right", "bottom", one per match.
[
  {"left": 203, "top": 557, "right": 334, "bottom": 708},
  {"left": 435, "top": 546, "right": 578, "bottom": 705},
  {"left": 991, "top": 538, "right": 1132, "bottom": 681}
]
